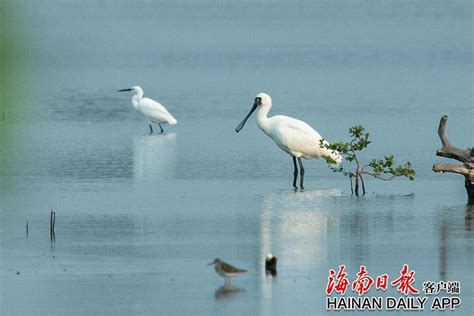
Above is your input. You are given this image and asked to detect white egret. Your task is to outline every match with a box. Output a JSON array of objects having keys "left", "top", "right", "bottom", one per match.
[
  {"left": 235, "top": 93, "right": 341, "bottom": 190},
  {"left": 118, "top": 86, "right": 177, "bottom": 134}
]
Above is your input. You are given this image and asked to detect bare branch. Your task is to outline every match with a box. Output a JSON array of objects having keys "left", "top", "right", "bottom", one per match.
[
  {"left": 436, "top": 115, "right": 471, "bottom": 164},
  {"left": 361, "top": 172, "right": 397, "bottom": 181},
  {"left": 433, "top": 163, "right": 470, "bottom": 176},
  {"left": 438, "top": 115, "right": 449, "bottom": 147}
]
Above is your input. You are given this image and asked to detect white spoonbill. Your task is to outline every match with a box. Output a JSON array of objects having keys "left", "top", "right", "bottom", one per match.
[
  {"left": 235, "top": 93, "right": 341, "bottom": 190},
  {"left": 118, "top": 86, "right": 177, "bottom": 134}
]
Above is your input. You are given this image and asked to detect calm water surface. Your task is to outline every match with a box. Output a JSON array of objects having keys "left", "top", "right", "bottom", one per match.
[{"left": 1, "top": 1, "right": 472, "bottom": 315}]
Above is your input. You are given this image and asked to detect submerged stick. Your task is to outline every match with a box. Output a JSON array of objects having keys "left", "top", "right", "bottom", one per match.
[
  {"left": 50, "top": 210, "right": 53, "bottom": 241},
  {"left": 26, "top": 220, "right": 28, "bottom": 238},
  {"left": 50, "top": 209, "right": 56, "bottom": 243}
]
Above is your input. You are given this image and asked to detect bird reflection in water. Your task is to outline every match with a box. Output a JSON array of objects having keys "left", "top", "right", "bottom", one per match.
[
  {"left": 259, "top": 189, "right": 342, "bottom": 270},
  {"left": 214, "top": 284, "right": 245, "bottom": 300},
  {"left": 133, "top": 133, "right": 176, "bottom": 180},
  {"left": 258, "top": 189, "right": 342, "bottom": 308}
]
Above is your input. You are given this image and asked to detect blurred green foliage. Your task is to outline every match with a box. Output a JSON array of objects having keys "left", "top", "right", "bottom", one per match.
[
  {"left": 1, "top": 1, "right": 19, "bottom": 135},
  {"left": 1, "top": 1, "right": 32, "bottom": 186}
]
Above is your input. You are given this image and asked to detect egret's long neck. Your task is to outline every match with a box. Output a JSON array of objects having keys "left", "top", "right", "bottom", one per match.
[
  {"left": 134, "top": 89, "right": 144, "bottom": 100},
  {"left": 131, "top": 89, "right": 143, "bottom": 110},
  {"left": 132, "top": 95, "right": 140, "bottom": 110},
  {"left": 256, "top": 103, "right": 271, "bottom": 134}
]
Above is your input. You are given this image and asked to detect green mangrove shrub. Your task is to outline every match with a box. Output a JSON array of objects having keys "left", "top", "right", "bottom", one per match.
[{"left": 321, "top": 125, "right": 415, "bottom": 195}]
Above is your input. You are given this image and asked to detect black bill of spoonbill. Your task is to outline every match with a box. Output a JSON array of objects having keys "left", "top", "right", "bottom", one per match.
[
  {"left": 208, "top": 258, "right": 247, "bottom": 285},
  {"left": 235, "top": 93, "right": 341, "bottom": 190},
  {"left": 118, "top": 86, "right": 177, "bottom": 134}
]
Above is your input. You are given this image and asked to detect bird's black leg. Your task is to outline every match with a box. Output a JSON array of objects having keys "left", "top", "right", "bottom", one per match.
[
  {"left": 149, "top": 124, "right": 154, "bottom": 135},
  {"left": 297, "top": 157, "right": 305, "bottom": 190},
  {"left": 292, "top": 156, "right": 298, "bottom": 190},
  {"left": 158, "top": 123, "right": 164, "bottom": 134}
]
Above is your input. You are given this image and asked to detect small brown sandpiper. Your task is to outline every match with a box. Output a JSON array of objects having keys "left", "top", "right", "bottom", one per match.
[{"left": 208, "top": 258, "right": 247, "bottom": 284}]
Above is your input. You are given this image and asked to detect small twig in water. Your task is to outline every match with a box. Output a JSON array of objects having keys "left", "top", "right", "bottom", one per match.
[{"left": 50, "top": 209, "right": 56, "bottom": 243}]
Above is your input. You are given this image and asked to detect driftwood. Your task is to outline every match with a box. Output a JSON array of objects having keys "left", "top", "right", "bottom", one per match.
[{"left": 433, "top": 116, "right": 473, "bottom": 204}]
